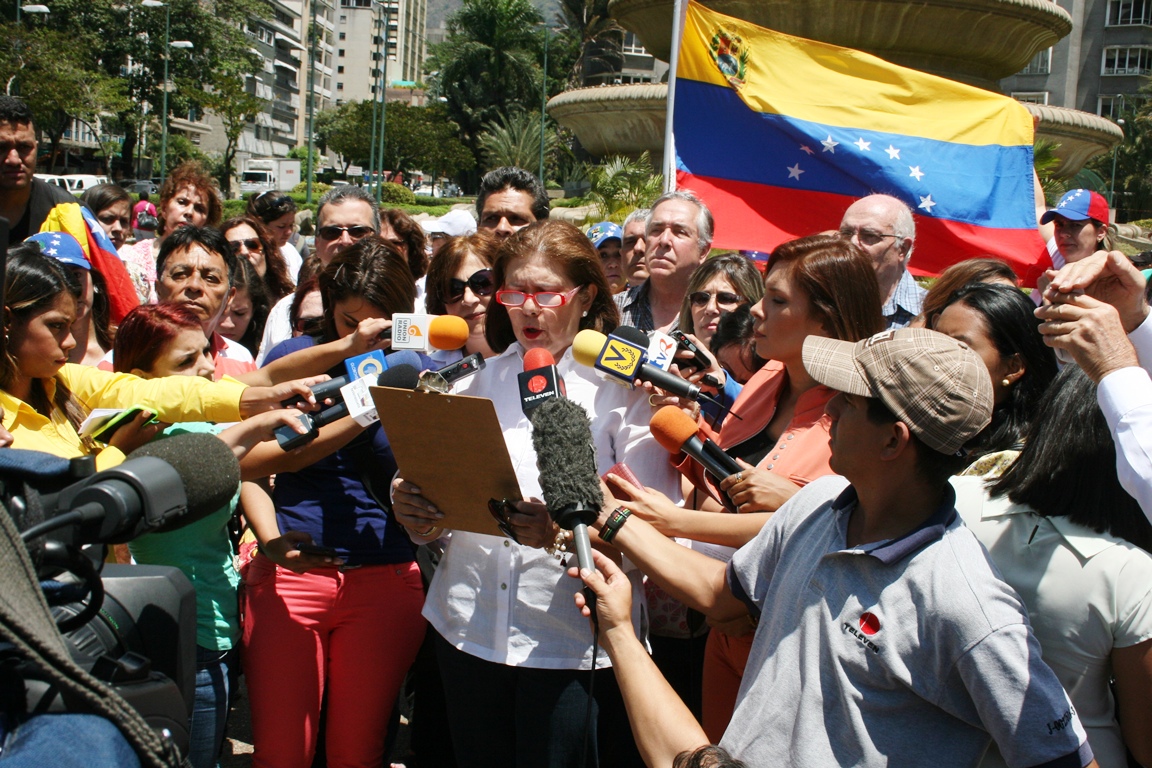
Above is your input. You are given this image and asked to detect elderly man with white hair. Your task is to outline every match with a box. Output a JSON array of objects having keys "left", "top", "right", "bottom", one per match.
[{"left": 838, "top": 194, "right": 924, "bottom": 329}]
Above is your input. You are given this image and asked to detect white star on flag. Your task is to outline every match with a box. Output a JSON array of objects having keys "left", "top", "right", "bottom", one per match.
[
  {"left": 854, "top": 138, "right": 871, "bottom": 152},
  {"left": 909, "top": 166, "right": 925, "bottom": 182},
  {"left": 46, "top": 248, "right": 58, "bottom": 255},
  {"left": 821, "top": 135, "right": 839, "bottom": 153},
  {"left": 918, "top": 195, "right": 936, "bottom": 213},
  {"left": 787, "top": 163, "right": 804, "bottom": 180},
  {"left": 885, "top": 146, "right": 901, "bottom": 160},
  {"left": 799, "top": 145, "right": 814, "bottom": 156}
]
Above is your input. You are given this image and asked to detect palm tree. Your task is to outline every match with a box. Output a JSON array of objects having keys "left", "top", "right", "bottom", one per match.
[
  {"left": 553, "top": 0, "right": 622, "bottom": 86},
  {"left": 478, "top": 110, "right": 560, "bottom": 172}
]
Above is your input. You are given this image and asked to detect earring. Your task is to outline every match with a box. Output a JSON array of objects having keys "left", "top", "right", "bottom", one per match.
[
  {"left": 582, "top": 310, "right": 588, "bottom": 318},
  {"left": 1001, "top": 378, "right": 1011, "bottom": 388}
]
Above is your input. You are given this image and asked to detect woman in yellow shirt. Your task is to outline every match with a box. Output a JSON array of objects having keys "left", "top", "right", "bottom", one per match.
[{"left": 2, "top": 243, "right": 313, "bottom": 468}]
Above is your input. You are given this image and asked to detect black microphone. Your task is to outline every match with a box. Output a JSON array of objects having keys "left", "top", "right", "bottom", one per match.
[
  {"left": 649, "top": 406, "right": 742, "bottom": 484},
  {"left": 280, "top": 372, "right": 351, "bottom": 409},
  {"left": 530, "top": 397, "right": 601, "bottom": 578},
  {"left": 518, "top": 347, "right": 567, "bottom": 417},
  {"left": 18, "top": 432, "right": 241, "bottom": 546},
  {"left": 612, "top": 326, "right": 716, "bottom": 405}
]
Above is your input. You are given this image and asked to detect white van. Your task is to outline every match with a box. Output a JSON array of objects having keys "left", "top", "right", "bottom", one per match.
[
  {"left": 35, "top": 174, "right": 70, "bottom": 190},
  {"left": 62, "top": 174, "right": 112, "bottom": 193}
]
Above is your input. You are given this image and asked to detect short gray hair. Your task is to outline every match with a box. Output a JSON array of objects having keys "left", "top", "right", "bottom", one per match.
[
  {"left": 650, "top": 190, "right": 714, "bottom": 251},
  {"left": 623, "top": 207, "right": 651, "bottom": 231},
  {"left": 316, "top": 185, "right": 381, "bottom": 232}
]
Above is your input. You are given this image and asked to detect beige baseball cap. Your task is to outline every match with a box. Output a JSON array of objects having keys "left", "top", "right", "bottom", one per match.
[{"left": 802, "top": 328, "right": 993, "bottom": 456}]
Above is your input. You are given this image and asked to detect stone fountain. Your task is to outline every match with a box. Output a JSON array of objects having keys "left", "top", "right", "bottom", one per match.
[{"left": 549, "top": 0, "right": 1122, "bottom": 177}]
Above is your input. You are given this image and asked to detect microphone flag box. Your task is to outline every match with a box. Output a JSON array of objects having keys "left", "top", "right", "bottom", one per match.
[
  {"left": 341, "top": 378, "right": 379, "bottom": 426},
  {"left": 595, "top": 334, "right": 645, "bottom": 385},
  {"left": 391, "top": 313, "right": 432, "bottom": 351},
  {"left": 345, "top": 350, "right": 387, "bottom": 381},
  {"left": 647, "top": 331, "right": 678, "bottom": 372}
]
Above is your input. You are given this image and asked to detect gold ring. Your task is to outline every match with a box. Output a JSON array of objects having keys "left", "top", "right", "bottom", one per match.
[
  {"left": 735, "top": 472, "right": 744, "bottom": 484},
  {"left": 649, "top": 394, "right": 660, "bottom": 406}
]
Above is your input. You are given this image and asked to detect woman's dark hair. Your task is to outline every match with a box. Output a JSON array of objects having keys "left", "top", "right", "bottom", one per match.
[
  {"left": 673, "top": 745, "right": 748, "bottom": 768},
  {"left": 936, "top": 283, "right": 1058, "bottom": 458},
  {"left": 81, "top": 183, "right": 130, "bottom": 216},
  {"left": 677, "top": 253, "right": 764, "bottom": 336},
  {"left": 990, "top": 365, "right": 1152, "bottom": 553},
  {"left": 709, "top": 303, "right": 766, "bottom": 379},
  {"left": 229, "top": 258, "right": 272, "bottom": 356},
  {"left": 917, "top": 257, "right": 1018, "bottom": 328},
  {"left": 768, "top": 234, "right": 884, "bottom": 342},
  {"left": 485, "top": 219, "right": 619, "bottom": 354},
  {"left": 380, "top": 208, "right": 428, "bottom": 280},
  {"left": 425, "top": 230, "right": 501, "bottom": 316},
  {"left": 2, "top": 245, "right": 86, "bottom": 430},
  {"left": 289, "top": 273, "right": 323, "bottom": 337},
  {"left": 89, "top": 269, "right": 114, "bottom": 353},
  {"left": 114, "top": 302, "right": 203, "bottom": 374},
  {"left": 319, "top": 236, "right": 415, "bottom": 341},
  {"left": 157, "top": 162, "right": 222, "bottom": 236},
  {"left": 220, "top": 214, "right": 294, "bottom": 301},
  {"left": 247, "top": 189, "right": 297, "bottom": 223}
]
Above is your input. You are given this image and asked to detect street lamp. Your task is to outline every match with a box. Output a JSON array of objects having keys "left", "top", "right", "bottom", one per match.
[
  {"left": 13, "top": 4, "right": 50, "bottom": 96},
  {"left": 1108, "top": 94, "right": 1127, "bottom": 211},
  {"left": 538, "top": 24, "right": 551, "bottom": 188},
  {"left": 141, "top": 0, "right": 193, "bottom": 185},
  {"left": 368, "top": 1, "right": 388, "bottom": 199}
]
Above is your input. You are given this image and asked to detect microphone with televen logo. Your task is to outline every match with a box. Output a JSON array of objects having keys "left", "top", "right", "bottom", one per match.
[{"left": 518, "top": 347, "right": 566, "bottom": 417}]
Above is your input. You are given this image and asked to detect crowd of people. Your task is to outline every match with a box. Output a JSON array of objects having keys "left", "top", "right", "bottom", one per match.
[{"left": 2, "top": 88, "right": 1152, "bottom": 768}]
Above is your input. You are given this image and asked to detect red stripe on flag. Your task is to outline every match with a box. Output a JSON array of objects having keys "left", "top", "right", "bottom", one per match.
[{"left": 678, "top": 171, "right": 1051, "bottom": 287}]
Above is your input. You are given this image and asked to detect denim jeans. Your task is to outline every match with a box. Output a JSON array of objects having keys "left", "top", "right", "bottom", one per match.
[
  {"left": 0, "top": 712, "right": 141, "bottom": 767},
  {"left": 188, "top": 645, "right": 235, "bottom": 768}
]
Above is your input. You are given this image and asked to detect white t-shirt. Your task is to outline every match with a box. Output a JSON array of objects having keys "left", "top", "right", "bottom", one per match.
[{"left": 280, "top": 242, "right": 303, "bottom": 284}]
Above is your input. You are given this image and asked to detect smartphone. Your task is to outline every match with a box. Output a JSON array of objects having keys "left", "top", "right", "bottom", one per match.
[
  {"left": 669, "top": 329, "right": 712, "bottom": 374},
  {"left": 296, "top": 543, "right": 339, "bottom": 558},
  {"left": 436, "top": 352, "right": 486, "bottom": 385},
  {"left": 92, "top": 406, "right": 153, "bottom": 443}
]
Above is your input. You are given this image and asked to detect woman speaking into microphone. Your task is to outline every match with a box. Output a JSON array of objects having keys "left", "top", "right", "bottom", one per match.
[{"left": 392, "top": 220, "right": 681, "bottom": 768}]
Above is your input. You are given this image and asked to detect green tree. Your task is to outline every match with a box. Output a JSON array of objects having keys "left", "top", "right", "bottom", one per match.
[
  {"left": 193, "top": 66, "right": 266, "bottom": 197},
  {"left": 382, "top": 102, "right": 472, "bottom": 179},
  {"left": 314, "top": 101, "right": 374, "bottom": 173},
  {"left": 587, "top": 152, "right": 662, "bottom": 220},
  {"left": 1089, "top": 99, "right": 1152, "bottom": 223},
  {"left": 553, "top": 0, "right": 621, "bottom": 86},
  {"left": 478, "top": 110, "right": 558, "bottom": 173},
  {"left": 426, "top": 0, "right": 543, "bottom": 162}
]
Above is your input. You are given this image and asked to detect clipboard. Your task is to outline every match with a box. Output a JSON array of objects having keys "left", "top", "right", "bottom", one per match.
[{"left": 371, "top": 386, "right": 521, "bottom": 537}]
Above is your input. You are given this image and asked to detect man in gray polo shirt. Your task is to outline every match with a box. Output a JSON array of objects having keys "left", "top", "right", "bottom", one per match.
[{"left": 598, "top": 328, "right": 1096, "bottom": 768}]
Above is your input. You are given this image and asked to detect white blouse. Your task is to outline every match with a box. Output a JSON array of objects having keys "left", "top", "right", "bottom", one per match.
[{"left": 423, "top": 341, "right": 683, "bottom": 669}]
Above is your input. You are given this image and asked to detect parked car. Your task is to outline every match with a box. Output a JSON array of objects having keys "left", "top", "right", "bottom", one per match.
[
  {"left": 62, "top": 174, "right": 112, "bottom": 193},
  {"left": 118, "top": 179, "right": 160, "bottom": 195},
  {"left": 35, "top": 174, "right": 70, "bottom": 190}
]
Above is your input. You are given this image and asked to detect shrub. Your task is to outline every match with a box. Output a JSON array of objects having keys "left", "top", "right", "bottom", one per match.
[{"left": 379, "top": 182, "right": 416, "bottom": 205}]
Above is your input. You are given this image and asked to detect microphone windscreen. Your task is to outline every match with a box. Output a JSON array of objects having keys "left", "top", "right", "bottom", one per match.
[
  {"left": 428, "top": 315, "right": 470, "bottom": 351},
  {"left": 127, "top": 432, "right": 240, "bottom": 525},
  {"left": 649, "top": 405, "right": 701, "bottom": 455},
  {"left": 523, "top": 347, "right": 555, "bottom": 371},
  {"left": 377, "top": 364, "right": 421, "bottom": 390},
  {"left": 613, "top": 326, "right": 650, "bottom": 348},
  {"left": 530, "top": 397, "right": 604, "bottom": 519},
  {"left": 572, "top": 329, "right": 608, "bottom": 367},
  {"left": 384, "top": 349, "right": 424, "bottom": 371}
]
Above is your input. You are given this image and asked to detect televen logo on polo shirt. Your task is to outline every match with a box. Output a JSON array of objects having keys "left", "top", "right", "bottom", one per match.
[{"left": 842, "top": 612, "right": 882, "bottom": 653}]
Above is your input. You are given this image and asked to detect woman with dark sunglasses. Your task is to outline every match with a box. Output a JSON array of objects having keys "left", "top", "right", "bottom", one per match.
[
  {"left": 676, "top": 254, "right": 763, "bottom": 351},
  {"left": 393, "top": 220, "right": 682, "bottom": 768},
  {"left": 424, "top": 231, "right": 500, "bottom": 362}
]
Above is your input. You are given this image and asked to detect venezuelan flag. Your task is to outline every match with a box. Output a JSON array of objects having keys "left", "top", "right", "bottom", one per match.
[
  {"left": 40, "top": 202, "right": 139, "bottom": 323},
  {"left": 674, "top": 1, "right": 1047, "bottom": 283}
]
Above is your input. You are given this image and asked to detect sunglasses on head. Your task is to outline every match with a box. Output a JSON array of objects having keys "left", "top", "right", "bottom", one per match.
[
  {"left": 317, "top": 225, "right": 375, "bottom": 241},
  {"left": 228, "top": 238, "right": 262, "bottom": 253},
  {"left": 446, "top": 269, "right": 495, "bottom": 303},
  {"left": 689, "top": 290, "right": 742, "bottom": 307},
  {"left": 255, "top": 191, "right": 293, "bottom": 214}
]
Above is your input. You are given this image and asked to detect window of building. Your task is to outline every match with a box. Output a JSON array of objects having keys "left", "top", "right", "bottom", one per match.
[
  {"left": 1103, "top": 46, "right": 1152, "bottom": 74},
  {"left": 1108, "top": 0, "right": 1152, "bottom": 25},
  {"left": 339, "top": 32, "right": 346, "bottom": 40},
  {"left": 621, "top": 32, "right": 647, "bottom": 55},
  {"left": 1019, "top": 48, "right": 1051, "bottom": 75},
  {"left": 1099, "top": 94, "right": 1144, "bottom": 118},
  {"left": 337, "top": 82, "right": 343, "bottom": 90},
  {"left": 1011, "top": 91, "right": 1049, "bottom": 105},
  {"left": 337, "top": 65, "right": 344, "bottom": 73},
  {"left": 338, "top": 48, "right": 345, "bottom": 57}
]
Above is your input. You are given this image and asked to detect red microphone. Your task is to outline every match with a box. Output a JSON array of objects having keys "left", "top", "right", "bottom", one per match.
[{"left": 518, "top": 348, "right": 567, "bottom": 416}]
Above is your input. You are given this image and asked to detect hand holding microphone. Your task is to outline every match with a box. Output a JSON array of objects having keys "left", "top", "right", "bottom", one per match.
[{"left": 650, "top": 406, "right": 741, "bottom": 485}]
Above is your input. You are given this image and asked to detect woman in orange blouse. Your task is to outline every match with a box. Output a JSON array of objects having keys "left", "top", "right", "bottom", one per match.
[{"left": 610, "top": 233, "right": 884, "bottom": 740}]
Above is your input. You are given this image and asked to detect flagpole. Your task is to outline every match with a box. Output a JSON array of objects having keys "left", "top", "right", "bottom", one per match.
[{"left": 662, "top": 0, "right": 688, "bottom": 192}]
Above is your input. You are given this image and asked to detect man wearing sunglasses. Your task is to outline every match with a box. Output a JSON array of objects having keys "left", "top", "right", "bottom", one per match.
[
  {"left": 255, "top": 186, "right": 381, "bottom": 364},
  {"left": 837, "top": 194, "right": 924, "bottom": 330}
]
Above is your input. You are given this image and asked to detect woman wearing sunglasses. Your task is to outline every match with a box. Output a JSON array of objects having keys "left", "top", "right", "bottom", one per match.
[
  {"left": 423, "top": 231, "right": 499, "bottom": 362},
  {"left": 677, "top": 254, "right": 764, "bottom": 351},
  {"left": 221, "top": 215, "right": 295, "bottom": 301},
  {"left": 393, "top": 220, "right": 682, "bottom": 768}
]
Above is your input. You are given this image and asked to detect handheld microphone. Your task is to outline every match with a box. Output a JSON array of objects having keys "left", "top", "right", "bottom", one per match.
[
  {"left": 427, "top": 314, "right": 470, "bottom": 352},
  {"left": 649, "top": 406, "right": 741, "bottom": 485},
  {"left": 530, "top": 397, "right": 601, "bottom": 580},
  {"left": 518, "top": 347, "right": 566, "bottom": 417},
  {"left": 17, "top": 433, "right": 241, "bottom": 546},
  {"left": 572, "top": 327, "right": 724, "bottom": 410},
  {"left": 282, "top": 373, "right": 351, "bottom": 409},
  {"left": 392, "top": 314, "right": 471, "bottom": 352}
]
